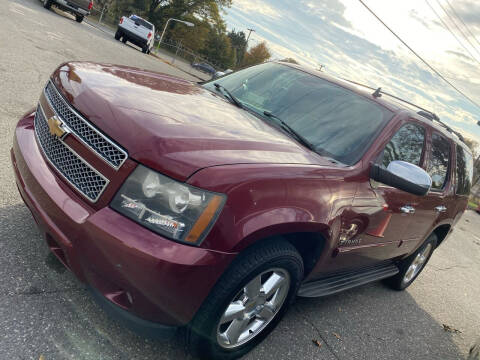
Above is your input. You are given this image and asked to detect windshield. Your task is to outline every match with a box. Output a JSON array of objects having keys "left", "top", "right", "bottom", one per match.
[{"left": 204, "top": 62, "right": 393, "bottom": 165}]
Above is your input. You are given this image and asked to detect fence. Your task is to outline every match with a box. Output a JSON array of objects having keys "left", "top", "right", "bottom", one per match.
[
  {"left": 87, "top": 5, "right": 118, "bottom": 31},
  {"left": 152, "top": 38, "right": 223, "bottom": 71}
]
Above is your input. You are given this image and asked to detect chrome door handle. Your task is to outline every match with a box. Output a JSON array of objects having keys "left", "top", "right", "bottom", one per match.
[
  {"left": 400, "top": 205, "right": 415, "bottom": 214},
  {"left": 435, "top": 205, "right": 447, "bottom": 213}
]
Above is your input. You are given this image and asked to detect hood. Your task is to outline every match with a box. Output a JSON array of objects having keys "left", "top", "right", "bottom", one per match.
[{"left": 51, "top": 62, "right": 327, "bottom": 181}]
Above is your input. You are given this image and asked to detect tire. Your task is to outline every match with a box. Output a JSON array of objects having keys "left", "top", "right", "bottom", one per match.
[
  {"left": 186, "top": 240, "right": 303, "bottom": 360},
  {"left": 43, "top": 0, "right": 51, "bottom": 9},
  {"left": 114, "top": 31, "right": 121, "bottom": 40},
  {"left": 142, "top": 45, "right": 148, "bottom": 54},
  {"left": 75, "top": 14, "right": 83, "bottom": 23},
  {"left": 122, "top": 37, "right": 127, "bottom": 44},
  {"left": 384, "top": 233, "right": 437, "bottom": 290}
]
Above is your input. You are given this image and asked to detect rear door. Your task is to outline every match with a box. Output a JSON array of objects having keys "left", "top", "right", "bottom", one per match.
[
  {"left": 453, "top": 145, "right": 473, "bottom": 217},
  {"left": 400, "top": 131, "right": 454, "bottom": 253}
]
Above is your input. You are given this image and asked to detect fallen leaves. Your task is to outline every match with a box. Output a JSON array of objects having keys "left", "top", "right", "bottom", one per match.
[
  {"left": 333, "top": 332, "right": 342, "bottom": 340},
  {"left": 39, "top": 356, "right": 45, "bottom": 360},
  {"left": 442, "top": 324, "right": 462, "bottom": 334},
  {"left": 312, "top": 339, "right": 322, "bottom": 348}
]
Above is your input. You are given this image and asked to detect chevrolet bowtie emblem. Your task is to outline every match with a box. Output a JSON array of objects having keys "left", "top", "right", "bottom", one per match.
[{"left": 47, "top": 115, "right": 68, "bottom": 138}]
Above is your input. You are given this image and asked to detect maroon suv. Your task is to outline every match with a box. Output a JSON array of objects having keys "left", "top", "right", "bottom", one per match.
[{"left": 11, "top": 61, "right": 473, "bottom": 359}]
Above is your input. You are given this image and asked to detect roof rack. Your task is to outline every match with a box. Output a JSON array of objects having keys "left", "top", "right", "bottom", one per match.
[{"left": 339, "top": 77, "right": 467, "bottom": 144}]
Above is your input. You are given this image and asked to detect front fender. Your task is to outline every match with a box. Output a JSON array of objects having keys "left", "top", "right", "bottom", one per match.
[{"left": 187, "top": 163, "right": 356, "bottom": 253}]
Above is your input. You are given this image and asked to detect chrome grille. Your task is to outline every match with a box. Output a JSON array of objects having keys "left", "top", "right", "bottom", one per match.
[
  {"left": 34, "top": 106, "right": 109, "bottom": 202},
  {"left": 44, "top": 81, "right": 127, "bottom": 169}
]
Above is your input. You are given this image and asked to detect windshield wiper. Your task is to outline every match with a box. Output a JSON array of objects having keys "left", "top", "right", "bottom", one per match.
[
  {"left": 263, "top": 111, "right": 315, "bottom": 152},
  {"left": 213, "top": 83, "right": 243, "bottom": 109}
]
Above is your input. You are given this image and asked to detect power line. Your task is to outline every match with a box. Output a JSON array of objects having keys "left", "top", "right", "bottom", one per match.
[
  {"left": 444, "top": 0, "right": 480, "bottom": 48},
  {"left": 425, "top": 0, "right": 480, "bottom": 65},
  {"left": 356, "top": 0, "right": 480, "bottom": 110},
  {"left": 434, "top": 0, "right": 480, "bottom": 58}
]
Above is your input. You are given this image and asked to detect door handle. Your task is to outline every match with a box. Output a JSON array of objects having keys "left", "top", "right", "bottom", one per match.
[
  {"left": 435, "top": 205, "right": 447, "bottom": 213},
  {"left": 400, "top": 205, "right": 415, "bottom": 214}
]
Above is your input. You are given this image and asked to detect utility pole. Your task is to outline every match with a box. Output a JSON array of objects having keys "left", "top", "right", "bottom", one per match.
[{"left": 246, "top": 28, "right": 255, "bottom": 44}]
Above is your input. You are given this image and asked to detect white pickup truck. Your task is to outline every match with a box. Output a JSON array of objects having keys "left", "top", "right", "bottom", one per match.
[{"left": 115, "top": 15, "right": 155, "bottom": 54}]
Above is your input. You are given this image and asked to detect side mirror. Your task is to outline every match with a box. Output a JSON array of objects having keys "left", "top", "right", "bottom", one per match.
[{"left": 370, "top": 160, "right": 432, "bottom": 196}]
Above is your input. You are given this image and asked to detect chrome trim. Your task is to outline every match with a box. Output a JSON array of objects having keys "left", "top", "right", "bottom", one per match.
[
  {"left": 35, "top": 105, "right": 110, "bottom": 203},
  {"left": 44, "top": 80, "right": 128, "bottom": 170}
]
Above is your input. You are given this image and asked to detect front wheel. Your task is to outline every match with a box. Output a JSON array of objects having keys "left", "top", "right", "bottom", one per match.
[
  {"left": 186, "top": 240, "right": 303, "bottom": 360},
  {"left": 43, "top": 0, "right": 51, "bottom": 9},
  {"left": 385, "top": 233, "right": 437, "bottom": 290}
]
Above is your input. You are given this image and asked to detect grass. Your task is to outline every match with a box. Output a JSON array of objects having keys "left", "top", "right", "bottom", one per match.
[{"left": 468, "top": 201, "right": 478, "bottom": 209}]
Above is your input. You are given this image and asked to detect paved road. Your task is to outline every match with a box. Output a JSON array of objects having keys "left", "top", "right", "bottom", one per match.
[{"left": 1, "top": 1, "right": 479, "bottom": 359}]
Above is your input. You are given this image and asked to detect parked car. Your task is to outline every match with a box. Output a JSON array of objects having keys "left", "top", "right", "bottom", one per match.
[
  {"left": 115, "top": 15, "right": 154, "bottom": 54},
  {"left": 213, "top": 69, "right": 234, "bottom": 79},
  {"left": 42, "top": 0, "right": 92, "bottom": 23},
  {"left": 192, "top": 62, "right": 216, "bottom": 75},
  {"left": 11, "top": 61, "right": 473, "bottom": 359}
]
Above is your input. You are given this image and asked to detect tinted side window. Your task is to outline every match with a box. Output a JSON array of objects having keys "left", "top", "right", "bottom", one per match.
[
  {"left": 379, "top": 123, "right": 425, "bottom": 168},
  {"left": 428, "top": 133, "right": 451, "bottom": 190},
  {"left": 456, "top": 146, "right": 473, "bottom": 195}
]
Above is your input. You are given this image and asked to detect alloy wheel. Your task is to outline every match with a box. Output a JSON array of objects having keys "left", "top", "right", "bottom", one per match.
[
  {"left": 403, "top": 243, "right": 432, "bottom": 283},
  {"left": 216, "top": 268, "right": 290, "bottom": 349}
]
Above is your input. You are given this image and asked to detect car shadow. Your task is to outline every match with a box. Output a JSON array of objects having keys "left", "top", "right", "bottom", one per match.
[{"left": 0, "top": 203, "right": 466, "bottom": 360}]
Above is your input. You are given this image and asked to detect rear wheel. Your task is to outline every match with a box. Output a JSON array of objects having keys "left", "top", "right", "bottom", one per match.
[
  {"left": 385, "top": 233, "right": 437, "bottom": 290},
  {"left": 43, "top": 0, "right": 51, "bottom": 9},
  {"left": 122, "top": 37, "right": 127, "bottom": 44},
  {"left": 186, "top": 240, "right": 303, "bottom": 359},
  {"left": 142, "top": 45, "right": 148, "bottom": 53},
  {"left": 75, "top": 14, "right": 83, "bottom": 23},
  {"left": 114, "top": 30, "right": 121, "bottom": 40}
]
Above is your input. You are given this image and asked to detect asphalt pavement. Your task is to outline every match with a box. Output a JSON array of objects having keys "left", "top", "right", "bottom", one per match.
[{"left": 1, "top": 0, "right": 479, "bottom": 359}]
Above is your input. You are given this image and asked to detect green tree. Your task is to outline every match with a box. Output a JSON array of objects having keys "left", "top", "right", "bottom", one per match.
[
  {"left": 199, "top": 20, "right": 235, "bottom": 69},
  {"left": 242, "top": 41, "right": 271, "bottom": 67},
  {"left": 228, "top": 29, "right": 247, "bottom": 68},
  {"left": 280, "top": 57, "right": 299, "bottom": 64}
]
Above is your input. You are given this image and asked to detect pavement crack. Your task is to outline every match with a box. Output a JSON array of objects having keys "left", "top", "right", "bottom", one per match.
[
  {"left": 294, "top": 305, "right": 342, "bottom": 360},
  {"left": 430, "top": 265, "right": 469, "bottom": 271}
]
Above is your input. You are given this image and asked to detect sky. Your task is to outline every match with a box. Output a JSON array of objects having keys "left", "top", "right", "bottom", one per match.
[{"left": 222, "top": 0, "right": 480, "bottom": 145}]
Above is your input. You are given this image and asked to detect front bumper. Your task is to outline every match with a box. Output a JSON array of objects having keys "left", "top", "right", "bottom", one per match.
[{"left": 11, "top": 110, "right": 236, "bottom": 333}]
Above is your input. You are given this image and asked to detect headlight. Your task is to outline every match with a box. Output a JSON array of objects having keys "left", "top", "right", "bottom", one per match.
[{"left": 111, "top": 165, "right": 226, "bottom": 245}]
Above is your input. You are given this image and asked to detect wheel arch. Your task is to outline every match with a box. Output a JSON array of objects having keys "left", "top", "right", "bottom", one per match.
[
  {"left": 232, "top": 226, "right": 330, "bottom": 279},
  {"left": 432, "top": 223, "right": 452, "bottom": 248}
]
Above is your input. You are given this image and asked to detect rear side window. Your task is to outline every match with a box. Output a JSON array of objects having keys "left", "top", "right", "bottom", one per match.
[
  {"left": 456, "top": 146, "right": 473, "bottom": 195},
  {"left": 130, "top": 15, "right": 153, "bottom": 30},
  {"left": 379, "top": 123, "right": 425, "bottom": 168},
  {"left": 428, "top": 133, "right": 451, "bottom": 190}
]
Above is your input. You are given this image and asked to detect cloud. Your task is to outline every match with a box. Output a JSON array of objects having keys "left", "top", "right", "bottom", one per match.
[
  {"left": 224, "top": 0, "right": 480, "bottom": 142},
  {"left": 231, "top": 0, "right": 281, "bottom": 19}
]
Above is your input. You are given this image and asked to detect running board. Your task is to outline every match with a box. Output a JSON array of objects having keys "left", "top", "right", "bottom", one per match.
[{"left": 298, "top": 262, "right": 399, "bottom": 298}]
